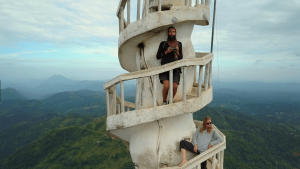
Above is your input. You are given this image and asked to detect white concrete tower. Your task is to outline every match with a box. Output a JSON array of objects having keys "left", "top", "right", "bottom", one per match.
[{"left": 104, "top": 0, "right": 226, "bottom": 168}]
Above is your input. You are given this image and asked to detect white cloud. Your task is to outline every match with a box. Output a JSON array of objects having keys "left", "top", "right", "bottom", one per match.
[
  {"left": 0, "top": 0, "right": 120, "bottom": 47},
  {"left": 0, "top": 50, "right": 58, "bottom": 58}
]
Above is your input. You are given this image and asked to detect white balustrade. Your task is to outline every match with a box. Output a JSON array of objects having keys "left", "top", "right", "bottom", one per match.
[
  {"left": 145, "top": 0, "right": 149, "bottom": 16},
  {"left": 204, "top": 63, "right": 209, "bottom": 91},
  {"left": 212, "top": 154, "right": 216, "bottom": 169},
  {"left": 182, "top": 66, "right": 187, "bottom": 101},
  {"left": 158, "top": 0, "right": 162, "bottom": 11},
  {"left": 169, "top": 70, "right": 173, "bottom": 104},
  {"left": 197, "top": 65, "right": 203, "bottom": 97},
  {"left": 194, "top": 66, "right": 197, "bottom": 83},
  {"left": 137, "top": 0, "right": 141, "bottom": 20},
  {"left": 152, "top": 75, "right": 157, "bottom": 107},
  {"left": 106, "top": 89, "right": 110, "bottom": 115},
  {"left": 120, "top": 81, "right": 125, "bottom": 112},
  {"left": 127, "top": 0, "right": 131, "bottom": 24},
  {"left": 104, "top": 54, "right": 213, "bottom": 117},
  {"left": 112, "top": 85, "right": 117, "bottom": 115},
  {"left": 135, "top": 78, "right": 140, "bottom": 110},
  {"left": 205, "top": 0, "right": 209, "bottom": 6},
  {"left": 116, "top": 0, "right": 210, "bottom": 33},
  {"left": 208, "top": 61, "right": 212, "bottom": 88}
]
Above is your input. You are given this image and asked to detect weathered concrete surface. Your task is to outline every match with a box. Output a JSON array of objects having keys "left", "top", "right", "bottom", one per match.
[
  {"left": 112, "top": 113, "right": 197, "bottom": 169},
  {"left": 118, "top": 5, "right": 210, "bottom": 72},
  {"left": 107, "top": 87, "right": 212, "bottom": 131}
]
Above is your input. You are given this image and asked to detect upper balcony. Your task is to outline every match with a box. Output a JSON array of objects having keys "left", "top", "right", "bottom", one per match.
[
  {"left": 116, "top": 0, "right": 211, "bottom": 72},
  {"left": 104, "top": 52, "right": 213, "bottom": 131}
]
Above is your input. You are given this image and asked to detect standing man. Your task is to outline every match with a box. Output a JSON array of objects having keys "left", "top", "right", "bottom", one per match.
[{"left": 156, "top": 26, "right": 183, "bottom": 105}]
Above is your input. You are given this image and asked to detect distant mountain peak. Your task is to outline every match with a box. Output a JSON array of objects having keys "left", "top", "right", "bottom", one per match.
[
  {"left": 47, "top": 74, "right": 68, "bottom": 80},
  {"left": 1, "top": 87, "right": 27, "bottom": 100}
]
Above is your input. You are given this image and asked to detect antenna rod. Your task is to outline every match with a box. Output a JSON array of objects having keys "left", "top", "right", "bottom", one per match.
[{"left": 210, "top": 0, "right": 217, "bottom": 53}]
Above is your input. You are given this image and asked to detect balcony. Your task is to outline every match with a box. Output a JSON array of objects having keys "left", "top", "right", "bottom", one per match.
[{"left": 104, "top": 52, "right": 213, "bottom": 131}]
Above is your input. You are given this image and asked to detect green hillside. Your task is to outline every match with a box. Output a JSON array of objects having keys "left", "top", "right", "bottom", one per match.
[
  {"left": 43, "top": 90, "right": 107, "bottom": 116},
  {"left": 0, "top": 99, "right": 60, "bottom": 131},
  {"left": 0, "top": 90, "right": 107, "bottom": 131},
  {"left": 0, "top": 116, "right": 134, "bottom": 169},
  {"left": 194, "top": 106, "right": 300, "bottom": 169},
  {"left": 1, "top": 107, "right": 299, "bottom": 169},
  {"left": 0, "top": 113, "right": 95, "bottom": 158},
  {"left": 210, "top": 90, "right": 300, "bottom": 130}
]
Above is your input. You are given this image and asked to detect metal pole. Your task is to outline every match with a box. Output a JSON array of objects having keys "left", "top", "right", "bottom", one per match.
[{"left": 210, "top": 0, "right": 217, "bottom": 53}]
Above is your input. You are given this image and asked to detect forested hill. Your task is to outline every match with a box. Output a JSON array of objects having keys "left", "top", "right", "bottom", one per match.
[
  {"left": 194, "top": 107, "right": 300, "bottom": 169},
  {"left": 0, "top": 88, "right": 27, "bottom": 101},
  {"left": 0, "top": 89, "right": 107, "bottom": 131},
  {"left": 0, "top": 106, "right": 299, "bottom": 169}
]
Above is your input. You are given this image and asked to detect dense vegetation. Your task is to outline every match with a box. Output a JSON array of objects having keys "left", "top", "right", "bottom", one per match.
[
  {"left": 0, "top": 88, "right": 299, "bottom": 168},
  {"left": 0, "top": 117, "right": 134, "bottom": 169},
  {"left": 194, "top": 107, "right": 300, "bottom": 169},
  {"left": 210, "top": 89, "right": 300, "bottom": 130}
]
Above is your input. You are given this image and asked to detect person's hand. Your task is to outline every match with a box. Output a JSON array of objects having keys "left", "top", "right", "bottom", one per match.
[
  {"left": 165, "top": 47, "right": 173, "bottom": 55},
  {"left": 208, "top": 143, "right": 212, "bottom": 149},
  {"left": 193, "top": 145, "right": 198, "bottom": 153},
  {"left": 175, "top": 46, "right": 179, "bottom": 58}
]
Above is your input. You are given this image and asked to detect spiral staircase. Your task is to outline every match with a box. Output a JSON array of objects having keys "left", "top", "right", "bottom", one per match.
[{"left": 104, "top": 0, "right": 226, "bottom": 168}]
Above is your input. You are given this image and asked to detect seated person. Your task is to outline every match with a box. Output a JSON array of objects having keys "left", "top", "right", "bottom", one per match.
[{"left": 179, "top": 116, "right": 223, "bottom": 168}]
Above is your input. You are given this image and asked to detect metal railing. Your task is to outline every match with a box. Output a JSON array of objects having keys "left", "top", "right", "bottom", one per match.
[
  {"left": 104, "top": 53, "right": 213, "bottom": 116},
  {"left": 116, "top": 0, "right": 210, "bottom": 33}
]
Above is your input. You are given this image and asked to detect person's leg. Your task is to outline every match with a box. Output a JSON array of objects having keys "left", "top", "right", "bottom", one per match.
[
  {"left": 179, "top": 140, "right": 195, "bottom": 167},
  {"left": 162, "top": 80, "right": 169, "bottom": 102},
  {"left": 173, "top": 82, "right": 178, "bottom": 98},
  {"left": 172, "top": 69, "right": 180, "bottom": 99},
  {"left": 201, "top": 160, "right": 207, "bottom": 169}
]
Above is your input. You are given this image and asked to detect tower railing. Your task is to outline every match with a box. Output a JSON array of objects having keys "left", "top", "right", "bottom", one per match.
[
  {"left": 176, "top": 121, "right": 226, "bottom": 169},
  {"left": 104, "top": 52, "right": 213, "bottom": 116},
  {"left": 116, "top": 0, "right": 211, "bottom": 33}
]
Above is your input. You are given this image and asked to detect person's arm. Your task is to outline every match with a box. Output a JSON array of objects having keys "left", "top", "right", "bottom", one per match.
[
  {"left": 157, "top": 42, "right": 172, "bottom": 59},
  {"left": 192, "top": 127, "right": 200, "bottom": 145},
  {"left": 178, "top": 42, "right": 183, "bottom": 60},
  {"left": 156, "top": 42, "right": 165, "bottom": 60},
  {"left": 210, "top": 130, "right": 223, "bottom": 146}
]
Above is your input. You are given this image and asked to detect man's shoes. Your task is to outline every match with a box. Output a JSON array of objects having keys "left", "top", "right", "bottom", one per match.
[{"left": 162, "top": 101, "right": 167, "bottom": 105}]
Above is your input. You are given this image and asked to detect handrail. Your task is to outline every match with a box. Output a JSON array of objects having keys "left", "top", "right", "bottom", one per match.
[
  {"left": 104, "top": 53, "right": 213, "bottom": 89},
  {"left": 104, "top": 52, "right": 213, "bottom": 116},
  {"left": 116, "top": 0, "right": 210, "bottom": 33}
]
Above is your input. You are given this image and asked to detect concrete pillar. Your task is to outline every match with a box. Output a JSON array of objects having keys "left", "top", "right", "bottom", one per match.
[
  {"left": 106, "top": 89, "right": 110, "bottom": 116},
  {"left": 127, "top": 0, "right": 131, "bottom": 24},
  {"left": 137, "top": 0, "right": 141, "bottom": 20}
]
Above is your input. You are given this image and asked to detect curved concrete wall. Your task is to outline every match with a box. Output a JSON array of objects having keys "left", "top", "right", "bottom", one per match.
[
  {"left": 118, "top": 5, "right": 210, "bottom": 72},
  {"left": 129, "top": 113, "right": 196, "bottom": 168}
]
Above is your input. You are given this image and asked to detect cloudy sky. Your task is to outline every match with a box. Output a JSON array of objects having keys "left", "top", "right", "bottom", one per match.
[{"left": 0, "top": 0, "right": 299, "bottom": 83}]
